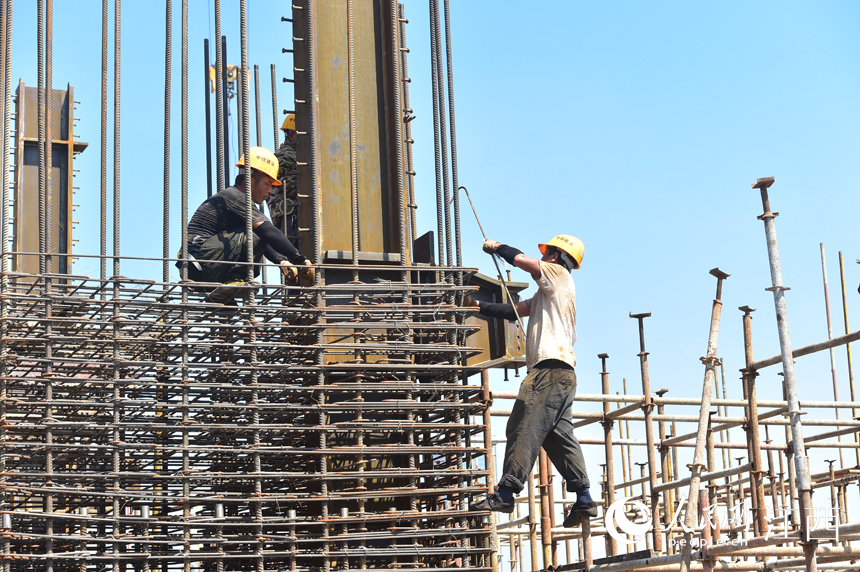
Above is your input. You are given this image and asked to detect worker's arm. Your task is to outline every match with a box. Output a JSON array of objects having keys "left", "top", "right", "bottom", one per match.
[
  {"left": 254, "top": 221, "right": 307, "bottom": 264},
  {"left": 484, "top": 240, "right": 541, "bottom": 280},
  {"left": 468, "top": 298, "right": 530, "bottom": 320}
]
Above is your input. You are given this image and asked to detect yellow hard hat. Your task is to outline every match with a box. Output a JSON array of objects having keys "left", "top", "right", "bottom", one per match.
[
  {"left": 235, "top": 146, "right": 282, "bottom": 185},
  {"left": 538, "top": 234, "right": 584, "bottom": 269},
  {"left": 281, "top": 113, "right": 296, "bottom": 131}
]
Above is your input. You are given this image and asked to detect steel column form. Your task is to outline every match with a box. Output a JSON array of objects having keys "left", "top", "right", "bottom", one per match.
[
  {"left": 630, "top": 311, "right": 663, "bottom": 551},
  {"left": 751, "top": 177, "right": 816, "bottom": 572},
  {"left": 819, "top": 245, "right": 844, "bottom": 466}
]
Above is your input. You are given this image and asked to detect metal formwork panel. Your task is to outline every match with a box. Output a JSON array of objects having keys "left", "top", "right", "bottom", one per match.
[{"left": 12, "top": 82, "right": 87, "bottom": 276}]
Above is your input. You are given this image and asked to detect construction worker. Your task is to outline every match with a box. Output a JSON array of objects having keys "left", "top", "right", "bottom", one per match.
[
  {"left": 184, "top": 146, "right": 313, "bottom": 303},
  {"left": 266, "top": 113, "right": 299, "bottom": 236},
  {"left": 469, "top": 235, "right": 595, "bottom": 526}
]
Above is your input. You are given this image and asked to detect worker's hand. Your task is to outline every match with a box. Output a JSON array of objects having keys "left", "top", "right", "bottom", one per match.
[
  {"left": 279, "top": 261, "right": 299, "bottom": 285},
  {"left": 463, "top": 294, "right": 480, "bottom": 308},
  {"left": 299, "top": 259, "right": 316, "bottom": 283},
  {"left": 483, "top": 239, "right": 500, "bottom": 254}
]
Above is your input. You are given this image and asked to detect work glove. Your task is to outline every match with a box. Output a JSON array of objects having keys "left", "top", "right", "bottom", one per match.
[
  {"left": 482, "top": 239, "right": 498, "bottom": 255},
  {"left": 299, "top": 260, "right": 316, "bottom": 283},
  {"left": 280, "top": 261, "right": 300, "bottom": 285}
]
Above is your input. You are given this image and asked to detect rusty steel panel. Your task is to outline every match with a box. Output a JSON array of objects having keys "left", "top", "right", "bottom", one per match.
[
  {"left": 12, "top": 81, "right": 87, "bottom": 276},
  {"left": 294, "top": 0, "right": 406, "bottom": 260},
  {"left": 465, "top": 272, "right": 527, "bottom": 368}
]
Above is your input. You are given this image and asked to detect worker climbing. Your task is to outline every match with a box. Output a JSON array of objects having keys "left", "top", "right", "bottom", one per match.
[
  {"left": 469, "top": 234, "right": 596, "bottom": 526},
  {"left": 267, "top": 113, "right": 299, "bottom": 238},
  {"left": 182, "top": 146, "right": 314, "bottom": 303}
]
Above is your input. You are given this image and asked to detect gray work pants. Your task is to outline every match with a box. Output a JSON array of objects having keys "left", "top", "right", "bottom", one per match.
[{"left": 498, "top": 360, "right": 590, "bottom": 493}]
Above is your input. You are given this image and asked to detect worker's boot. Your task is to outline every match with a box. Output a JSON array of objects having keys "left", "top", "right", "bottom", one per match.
[
  {"left": 206, "top": 280, "right": 252, "bottom": 304},
  {"left": 470, "top": 492, "right": 514, "bottom": 514}
]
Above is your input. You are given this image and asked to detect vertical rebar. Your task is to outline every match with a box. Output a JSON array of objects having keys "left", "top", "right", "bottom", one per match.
[
  {"left": 113, "top": 0, "right": 121, "bottom": 278},
  {"left": 100, "top": 0, "right": 107, "bottom": 283},
  {"left": 45, "top": 0, "right": 52, "bottom": 274},
  {"left": 38, "top": 0, "right": 45, "bottom": 274},
  {"left": 204, "top": 39, "right": 212, "bottom": 198},
  {"left": 538, "top": 450, "right": 552, "bottom": 568},
  {"left": 838, "top": 252, "right": 859, "bottom": 466},
  {"left": 163, "top": 0, "right": 171, "bottom": 284},
  {"left": 0, "top": 3, "right": 11, "bottom": 564},
  {"left": 44, "top": 2, "right": 54, "bottom": 570},
  {"left": 431, "top": 0, "right": 451, "bottom": 269},
  {"left": 820, "top": 245, "right": 844, "bottom": 466},
  {"left": 270, "top": 64, "right": 278, "bottom": 149},
  {"left": 428, "top": 0, "right": 443, "bottom": 266},
  {"left": 347, "top": 0, "right": 358, "bottom": 270},
  {"left": 442, "top": 0, "right": 461, "bottom": 269},
  {"left": 213, "top": 0, "right": 225, "bottom": 192},
  {"left": 254, "top": 64, "right": 262, "bottom": 147},
  {"left": 752, "top": 177, "right": 816, "bottom": 572},
  {"left": 222, "top": 35, "right": 230, "bottom": 181}
]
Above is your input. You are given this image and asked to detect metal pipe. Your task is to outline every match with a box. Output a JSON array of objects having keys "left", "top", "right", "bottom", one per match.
[
  {"left": 539, "top": 449, "right": 552, "bottom": 568},
  {"left": 679, "top": 268, "right": 728, "bottom": 572},
  {"left": 600, "top": 353, "right": 617, "bottom": 556},
  {"left": 749, "top": 329, "right": 860, "bottom": 371},
  {"left": 838, "top": 251, "right": 859, "bottom": 466},
  {"left": 752, "top": 177, "right": 816, "bottom": 572},
  {"left": 163, "top": 0, "right": 172, "bottom": 284},
  {"left": 819, "top": 244, "right": 844, "bottom": 466},
  {"left": 630, "top": 311, "right": 663, "bottom": 551},
  {"left": 527, "top": 470, "right": 538, "bottom": 572},
  {"left": 213, "top": 1, "right": 224, "bottom": 191},
  {"left": 740, "top": 306, "right": 767, "bottom": 535}
]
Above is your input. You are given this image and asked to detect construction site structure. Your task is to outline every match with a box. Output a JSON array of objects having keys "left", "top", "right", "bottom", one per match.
[{"left": 0, "top": 2, "right": 859, "bottom": 572}]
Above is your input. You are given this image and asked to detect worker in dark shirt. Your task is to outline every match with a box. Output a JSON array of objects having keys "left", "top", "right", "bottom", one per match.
[{"left": 184, "top": 146, "right": 314, "bottom": 303}]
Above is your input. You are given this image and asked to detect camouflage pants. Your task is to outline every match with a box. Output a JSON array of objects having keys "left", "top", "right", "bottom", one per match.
[{"left": 186, "top": 230, "right": 265, "bottom": 283}]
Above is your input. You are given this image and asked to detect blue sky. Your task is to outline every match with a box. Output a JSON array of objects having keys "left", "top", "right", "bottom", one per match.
[{"left": 10, "top": 1, "right": 860, "bottom": 482}]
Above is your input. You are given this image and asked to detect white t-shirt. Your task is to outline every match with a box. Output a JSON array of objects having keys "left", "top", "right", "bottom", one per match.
[{"left": 524, "top": 261, "right": 577, "bottom": 369}]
